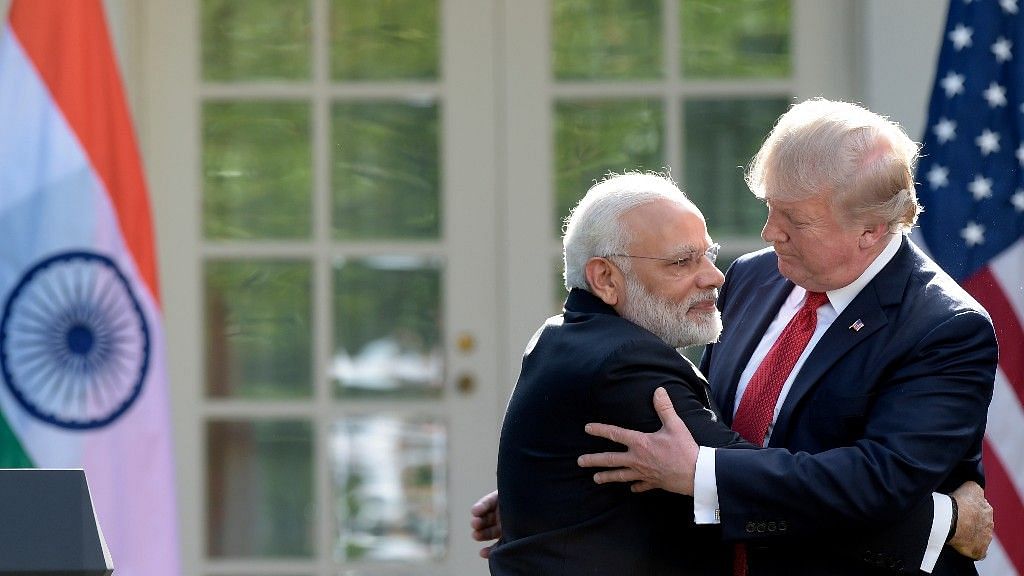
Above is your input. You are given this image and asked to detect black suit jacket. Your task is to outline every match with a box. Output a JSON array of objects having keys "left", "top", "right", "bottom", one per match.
[
  {"left": 700, "top": 238, "right": 997, "bottom": 575},
  {"left": 490, "top": 288, "right": 750, "bottom": 575}
]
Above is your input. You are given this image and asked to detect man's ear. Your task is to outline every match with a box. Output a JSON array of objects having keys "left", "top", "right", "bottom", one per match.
[
  {"left": 585, "top": 257, "right": 623, "bottom": 306},
  {"left": 858, "top": 220, "right": 890, "bottom": 250}
]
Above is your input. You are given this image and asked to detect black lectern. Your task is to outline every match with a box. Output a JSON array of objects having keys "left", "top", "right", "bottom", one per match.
[{"left": 0, "top": 469, "right": 113, "bottom": 575}]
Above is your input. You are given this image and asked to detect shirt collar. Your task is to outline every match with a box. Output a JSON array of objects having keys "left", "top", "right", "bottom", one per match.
[{"left": 823, "top": 233, "right": 903, "bottom": 315}]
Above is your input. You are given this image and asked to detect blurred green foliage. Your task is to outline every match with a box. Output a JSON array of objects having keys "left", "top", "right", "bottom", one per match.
[
  {"left": 203, "top": 102, "right": 312, "bottom": 239},
  {"left": 681, "top": 0, "right": 791, "bottom": 78},
  {"left": 553, "top": 0, "right": 663, "bottom": 80},
  {"left": 332, "top": 102, "right": 441, "bottom": 240},
  {"left": 206, "top": 420, "right": 314, "bottom": 557},
  {"left": 331, "top": 0, "right": 440, "bottom": 80},
  {"left": 204, "top": 260, "right": 313, "bottom": 399},
  {"left": 201, "top": 0, "right": 311, "bottom": 81}
]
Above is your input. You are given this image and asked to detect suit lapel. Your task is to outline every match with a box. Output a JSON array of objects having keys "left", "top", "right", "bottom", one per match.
[
  {"left": 714, "top": 275, "right": 793, "bottom": 425},
  {"left": 768, "top": 288, "right": 887, "bottom": 445},
  {"left": 768, "top": 238, "right": 913, "bottom": 446}
]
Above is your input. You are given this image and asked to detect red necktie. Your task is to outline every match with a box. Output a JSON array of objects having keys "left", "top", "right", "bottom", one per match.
[
  {"left": 731, "top": 290, "right": 828, "bottom": 576},
  {"left": 733, "top": 290, "right": 829, "bottom": 445}
]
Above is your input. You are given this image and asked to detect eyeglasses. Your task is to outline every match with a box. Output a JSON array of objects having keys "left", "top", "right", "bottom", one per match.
[{"left": 606, "top": 243, "right": 721, "bottom": 271}]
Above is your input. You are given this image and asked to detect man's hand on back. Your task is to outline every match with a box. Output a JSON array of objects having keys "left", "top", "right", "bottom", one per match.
[{"left": 577, "top": 387, "right": 699, "bottom": 495}]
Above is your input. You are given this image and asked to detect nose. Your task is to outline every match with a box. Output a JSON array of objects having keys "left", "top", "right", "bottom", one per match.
[
  {"left": 697, "top": 256, "right": 726, "bottom": 289},
  {"left": 761, "top": 211, "right": 787, "bottom": 244}
]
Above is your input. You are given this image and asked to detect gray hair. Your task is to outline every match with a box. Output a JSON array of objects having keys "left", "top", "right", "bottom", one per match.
[
  {"left": 563, "top": 172, "right": 691, "bottom": 291},
  {"left": 745, "top": 98, "right": 922, "bottom": 232}
]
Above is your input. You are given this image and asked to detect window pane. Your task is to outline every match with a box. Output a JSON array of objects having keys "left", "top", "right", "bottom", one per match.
[
  {"left": 333, "top": 257, "right": 443, "bottom": 398},
  {"left": 553, "top": 0, "right": 663, "bottom": 80},
  {"left": 555, "top": 99, "right": 665, "bottom": 233},
  {"left": 205, "top": 260, "right": 312, "bottom": 398},
  {"left": 207, "top": 420, "right": 314, "bottom": 557},
  {"left": 680, "top": 0, "right": 791, "bottom": 79},
  {"left": 203, "top": 102, "right": 312, "bottom": 240},
  {"left": 684, "top": 98, "right": 787, "bottom": 236},
  {"left": 330, "top": 0, "right": 440, "bottom": 80},
  {"left": 331, "top": 416, "right": 447, "bottom": 562},
  {"left": 201, "top": 0, "right": 311, "bottom": 81},
  {"left": 332, "top": 101, "right": 441, "bottom": 240}
]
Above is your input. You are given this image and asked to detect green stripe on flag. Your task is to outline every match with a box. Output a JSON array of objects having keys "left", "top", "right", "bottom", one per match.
[{"left": 0, "top": 411, "right": 33, "bottom": 467}]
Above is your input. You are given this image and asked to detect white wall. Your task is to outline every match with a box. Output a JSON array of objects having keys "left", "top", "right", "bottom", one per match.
[{"left": 860, "top": 0, "right": 948, "bottom": 142}]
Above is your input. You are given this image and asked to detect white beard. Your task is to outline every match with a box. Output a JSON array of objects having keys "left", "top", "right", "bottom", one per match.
[{"left": 620, "top": 275, "right": 722, "bottom": 349}]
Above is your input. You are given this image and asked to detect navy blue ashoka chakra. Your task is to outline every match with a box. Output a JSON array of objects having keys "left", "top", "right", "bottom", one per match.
[{"left": 0, "top": 250, "right": 150, "bottom": 429}]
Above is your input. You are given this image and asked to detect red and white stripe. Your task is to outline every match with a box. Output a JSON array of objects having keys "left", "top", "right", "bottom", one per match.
[{"left": 964, "top": 239, "right": 1024, "bottom": 576}]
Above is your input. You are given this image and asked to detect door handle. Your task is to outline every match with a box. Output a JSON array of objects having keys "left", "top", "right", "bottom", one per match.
[{"left": 456, "top": 373, "right": 476, "bottom": 395}]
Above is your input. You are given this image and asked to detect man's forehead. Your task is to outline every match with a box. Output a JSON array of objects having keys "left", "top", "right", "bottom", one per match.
[
  {"left": 645, "top": 198, "right": 706, "bottom": 222},
  {"left": 628, "top": 213, "right": 709, "bottom": 251},
  {"left": 765, "top": 192, "right": 828, "bottom": 214}
]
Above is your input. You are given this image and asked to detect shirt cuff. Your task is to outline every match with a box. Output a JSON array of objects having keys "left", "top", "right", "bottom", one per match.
[
  {"left": 921, "top": 493, "right": 953, "bottom": 573},
  {"left": 693, "top": 446, "right": 720, "bottom": 524}
]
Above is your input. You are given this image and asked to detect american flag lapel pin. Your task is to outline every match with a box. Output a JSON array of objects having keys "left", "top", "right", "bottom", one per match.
[{"left": 850, "top": 319, "right": 865, "bottom": 332}]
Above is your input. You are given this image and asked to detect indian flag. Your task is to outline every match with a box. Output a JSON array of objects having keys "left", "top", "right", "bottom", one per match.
[{"left": 0, "top": 1, "right": 179, "bottom": 574}]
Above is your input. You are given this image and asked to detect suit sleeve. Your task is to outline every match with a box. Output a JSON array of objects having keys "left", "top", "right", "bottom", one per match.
[
  {"left": 714, "top": 310, "right": 996, "bottom": 542},
  {"left": 595, "top": 339, "right": 752, "bottom": 450}
]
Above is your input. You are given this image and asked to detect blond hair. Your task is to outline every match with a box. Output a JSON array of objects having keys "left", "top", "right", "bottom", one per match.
[{"left": 745, "top": 98, "right": 922, "bottom": 232}]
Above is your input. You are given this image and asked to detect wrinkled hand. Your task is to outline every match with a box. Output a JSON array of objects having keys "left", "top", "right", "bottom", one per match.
[
  {"left": 949, "top": 480, "right": 993, "bottom": 560},
  {"left": 470, "top": 490, "right": 501, "bottom": 559},
  {"left": 577, "top": 387, "right": 699, "bottom": 495}
]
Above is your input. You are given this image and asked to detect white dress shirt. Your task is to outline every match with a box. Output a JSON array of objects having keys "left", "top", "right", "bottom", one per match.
[{"left": 692, "top": 234, "right": 951, "bottom": 572}]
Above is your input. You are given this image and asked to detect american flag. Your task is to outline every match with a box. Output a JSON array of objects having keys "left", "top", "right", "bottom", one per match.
[{"left": 915, "top": 1, "right": 1024, "bottom": 574}]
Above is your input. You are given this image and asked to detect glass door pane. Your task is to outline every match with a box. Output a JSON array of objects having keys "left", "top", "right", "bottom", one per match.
[
  {"left": 332, "top": 257, "right": 444, "bottom": 398},
  {"left": 331, "top": 101, "right": 442, "bottom": 240},
  {"left": 552, "top": 0, "right": 663, "bottom": 80},
  {"left": 207, "top": 420, "right": 314, "bottom": 557},
  {"left": 330, "top": 416, "right": 447, "bottom": 562}
]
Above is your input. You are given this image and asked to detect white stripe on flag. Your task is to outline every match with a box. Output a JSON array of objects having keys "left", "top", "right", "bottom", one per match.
[
  {"left": 988, "top": 368, "right": 1024, "bottom": 502},
  {"left": 979, "top": 538, "right": 1015, "bottom": 576},
  {"left": 989, "top": 239, "right": 1024, "bottom": 331}
]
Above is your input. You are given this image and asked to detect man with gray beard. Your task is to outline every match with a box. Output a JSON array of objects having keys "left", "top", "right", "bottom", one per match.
[
  {"left": 621, "top": 268, "right": 723, "bottom": 350},
  {"left": 487, "top": 172, "right": 753, "bottom": 575}
]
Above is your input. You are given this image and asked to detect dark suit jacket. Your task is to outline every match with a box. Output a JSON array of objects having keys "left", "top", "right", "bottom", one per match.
[
  {"left": 700, "top": 237, "right": 997, "bottom": 576},
  {"left": 490, "top": 288, "right": 751, "bottom": 575}
]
